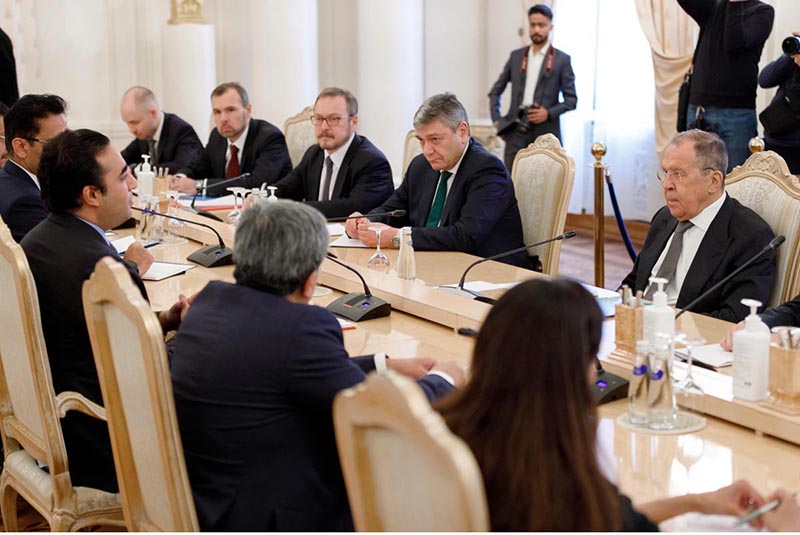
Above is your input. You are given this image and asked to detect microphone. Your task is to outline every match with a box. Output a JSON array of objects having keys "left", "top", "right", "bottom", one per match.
[
  {"left": 132, "top": 206, "right": 234, "bottom": 268},
  {"left": 185, "top": 172, "right": 253, "bottom": 222},
  {"left": 324, "top": 253, "right": 392, "bottom": 322},
  {"left": 675, "top": 234, "right": 785, "bottom": 319},
  {"left": 326, "top": 209, "right": 407, "bottom": 223},
  {"left": 592, "top": 358, "right": 630, "bottom": 405},
  {"left": 442, "top": 230, "right": 578, "bottom": 304}
]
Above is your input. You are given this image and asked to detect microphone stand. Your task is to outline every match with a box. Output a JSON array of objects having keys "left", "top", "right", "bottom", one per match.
[{"left": 326, "top": 209, "right": 407, "bottom": 223}]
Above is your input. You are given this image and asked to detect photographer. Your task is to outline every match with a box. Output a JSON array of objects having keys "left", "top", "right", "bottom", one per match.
[
  {"left": 758, "top": 34, "right": 800, "bottom": 174},
  {"left": 488, "top": 4, "right": 577, "bottom": 172}
]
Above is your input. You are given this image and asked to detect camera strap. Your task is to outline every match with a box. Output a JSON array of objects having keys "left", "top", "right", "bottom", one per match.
[{"left": 520, "top": 44, "right": 556, "bottom": 74}]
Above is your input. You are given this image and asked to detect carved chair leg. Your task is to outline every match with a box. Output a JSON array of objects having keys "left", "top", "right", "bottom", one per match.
[{"left": 0, "top": 482, "right": 19, "bottom": 532}]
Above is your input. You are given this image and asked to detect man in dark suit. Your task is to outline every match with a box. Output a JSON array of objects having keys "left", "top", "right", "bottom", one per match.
[
  {"left": 274, "top": 87, "right": 394, "bottom": 218},
  {"left": 488, "top": 4, "right": 577, "bottom": 171},
  {"left": 169, "top": 82, "right": 292, "bottom": 195},
  {"left": 170, "top": 200, "right": 463, "bottom": 531},
  {"left": 21, "top": 129, "right": 191, "bottom": 492},
  {"left": 620, "top": 130, "right": 775, "bottom": 323},
  {"left": 0, "top": 94, "right": 67, "bottom": 242},
  {"left": 345, "top": 92, "right": 528, "bottom": 267},
  {"left": 0, "top": 101, "right": 9, "bottom": 167},
  {"left": 119, "top": 86, "right": 203, "bottom": 173},
  {"left": 0, "top": 27, "right": 18, "bottom": 106}
]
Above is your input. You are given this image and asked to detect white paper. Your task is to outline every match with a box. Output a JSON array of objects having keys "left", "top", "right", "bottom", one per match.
[
  {"left": 440, "top": 280, "right": 519, "bottom": 293},
  {"left": 581, "top": 282, "right": 622, "bottom": 300},
  {"left": 675, "top": 343, "right": 733, "bottom": 368},
  {"left": 142, "top": 261, "right": 195, "bottom": 281},
  {"left": 329, "top": 234, "right": 370, "bottom": 248},
  {"left": 337, "top": 317, "right": 355, "bottom": 330},
  {"left": 327, "top": 224, "right": 345, "bottom": 236},
  {"left": 110, "top": 235, "right": 136, "bottom": 254},
  {"left": 178, "top": 193, "right": 236, "bottom": 209}
]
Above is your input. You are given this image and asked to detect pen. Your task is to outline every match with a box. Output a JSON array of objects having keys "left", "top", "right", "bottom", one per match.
[
  {"left": 734, "top": 493, "right": 796, "bottom": 526},
  {"left": 144, "top": 242, "right": 159, "bottom": 249}
]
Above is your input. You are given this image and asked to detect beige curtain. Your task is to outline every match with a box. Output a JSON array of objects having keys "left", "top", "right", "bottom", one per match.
[{"left": 635, "top": 0, "right": 697, "bottom": 159}]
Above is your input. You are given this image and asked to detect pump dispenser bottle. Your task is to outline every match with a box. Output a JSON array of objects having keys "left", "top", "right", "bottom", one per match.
[
  {"left": 137, "top": 155, "right": 154, "bottom": 198},
  {"left": 642, "top": 276, "right": 674, "bottom": 344},
  {"left": 733, "top": 298, "right": 771, "bottom": 401}
]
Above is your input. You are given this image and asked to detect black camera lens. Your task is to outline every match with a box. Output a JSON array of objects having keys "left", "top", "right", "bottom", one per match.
[{"left": 782, "top": 36, "right": 800, "bottom": 56}]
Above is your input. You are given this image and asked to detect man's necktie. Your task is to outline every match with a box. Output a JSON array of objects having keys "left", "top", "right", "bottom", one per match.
[
  {"left": 644, "top": 220, "right": 694, "bottom": 300},
  {"left": 321, "top": 156, "right": 334, "bottom": 201},
  {"left": 425, "top": 171, "right": 452, "bottom": 228},
  {"left": 147, "top": 138, "right": 157, "bottom": 166},
  {"left": 226, "top": 145, "right": 240, "bottom": 178}
]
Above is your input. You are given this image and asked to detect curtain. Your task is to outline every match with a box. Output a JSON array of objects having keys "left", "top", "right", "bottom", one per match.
[{"left": 635, "top": 0, "right": 697, "bottom": 159}]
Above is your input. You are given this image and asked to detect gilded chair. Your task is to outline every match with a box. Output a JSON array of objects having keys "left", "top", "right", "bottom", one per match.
[
  {"left": 727, "top": 151, "right": 800, "bottom": 307},
  {"left": 401, "top": 123, "right": 506, "bottom": 176},
  {"left": 282, "top": 105, "right": 316, "bottom": 168},
  {"left": 510, "top": 133, "right": 576, "bottom": 274},
  {"left": 83, "top": 257, "right": 198, "bottom": 531},
  {"left": 0, "top": 218, "right": 124, "bottom": 531},
  {"left": 333, "top": 371, "right": 488, "bottom": 531}
]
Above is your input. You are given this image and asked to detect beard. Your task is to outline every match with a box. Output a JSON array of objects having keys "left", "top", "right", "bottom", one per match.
[{"left": 530, "top": 33, "right": 547, "bottom": 45}]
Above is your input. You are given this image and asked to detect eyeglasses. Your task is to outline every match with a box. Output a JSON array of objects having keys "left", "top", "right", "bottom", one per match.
[
  {"left": 23, "top": 137, "right": 50, "bottom": 145},
  {"left": 656, "top": 167, "right": 716, "bottom": 182},
  {"left": 310, "top": 114, "right": 352, "bottom": 127}
]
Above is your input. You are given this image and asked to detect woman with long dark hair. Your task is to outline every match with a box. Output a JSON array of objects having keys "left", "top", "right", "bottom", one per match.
[{"left": 438, "top": 278, "right": 765, "bottom": 531}]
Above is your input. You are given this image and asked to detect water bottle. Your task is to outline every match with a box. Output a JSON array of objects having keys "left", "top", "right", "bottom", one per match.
[
  {"left": 628, "top": 340, "right": 650, "bottom": 425},
  {"left": 647, "top": 333, "right": 676, "bottom": 430},
  {"left": 396, "top": 227, "right": 416, "bottom": 280}
]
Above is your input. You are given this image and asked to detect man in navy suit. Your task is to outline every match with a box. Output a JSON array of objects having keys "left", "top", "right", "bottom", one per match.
[
  {"left": 0, "top": 101, "right": 9, "bottom": 167},
  {"left": 22, "top": 129, "right": 191, "bottom": 492},
  {"left": 345, "top": 92, "right": 528, "bottom": 267},
  {"left": 274, "top": 87, "right": 394, "bottom": 218},
  {"left": 170, "top": 200, "right": 463, "bottom": 531},
  {"left": 488, "top": 4, "right": 577, "bottom": 171},
  {"left": 0, "top": 93, "right": 67, "bottom": 242},
  {"left": 119, "top": 86, "right": 203, "bottom": 174},
  {"left": 169, "top": 82, "right": 292, "bottom": 195}
]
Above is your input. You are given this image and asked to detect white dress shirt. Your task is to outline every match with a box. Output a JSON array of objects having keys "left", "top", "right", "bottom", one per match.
[
  {"left": 521, "top": 43, "right": 550, "bottom": 107},
  {"left": 427, "top": 142, "right": 470, "bottom": 226},
  {"left": 226, "top": 121, "right": 250, "bottom": 169},
  {"left": 8, "top": 159, "right": 40, "bottom": 189},
  {"left": 317, "top": 132, "right": 355, "bottom": 201},
  {"left": 645, "top": 192, "right": 727, "bottom": 304}
]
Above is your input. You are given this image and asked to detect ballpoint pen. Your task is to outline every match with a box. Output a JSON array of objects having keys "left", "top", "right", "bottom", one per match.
[{"left": 734, "top": 493, "right": 797, "bottom": 526}]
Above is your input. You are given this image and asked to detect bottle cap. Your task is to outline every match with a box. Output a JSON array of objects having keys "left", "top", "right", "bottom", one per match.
[{"left": 741, "top": 298, "right": 765, "bottom": 332}]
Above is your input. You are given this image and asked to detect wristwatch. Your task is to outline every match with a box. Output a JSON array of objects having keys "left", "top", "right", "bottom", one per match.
[{"left": 391, "top": 231, "right": 400, "bottom": 249}]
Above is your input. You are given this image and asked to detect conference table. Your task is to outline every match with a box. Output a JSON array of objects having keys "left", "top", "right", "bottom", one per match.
[{"left": 137, "top": 214, "right": 800, "bottom": 531}]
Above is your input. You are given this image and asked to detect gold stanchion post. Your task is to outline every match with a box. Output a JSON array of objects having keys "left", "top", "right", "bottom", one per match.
[
  {"left": 591, "top": 142, "right": 606, "bottom": 288},
  {"left": 749, "top": 136, "right": 765, "bottom": 154}
]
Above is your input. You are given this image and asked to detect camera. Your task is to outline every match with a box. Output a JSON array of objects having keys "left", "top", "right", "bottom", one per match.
[
  {"left": 515, "top": 103, "right": 541, "bottom": 134},
  {"left": 782, "top": 36, "right": 800, "bottom": 56}
]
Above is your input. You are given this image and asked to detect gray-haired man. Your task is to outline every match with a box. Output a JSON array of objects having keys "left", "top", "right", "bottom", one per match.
[
  {"left": 345, "top": 92, "right": 528, "bottom": 267},
  {"left": 170, "top": 200, "right": 463, "bottom": 531}
]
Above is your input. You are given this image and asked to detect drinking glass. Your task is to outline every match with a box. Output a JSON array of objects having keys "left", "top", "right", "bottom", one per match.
[
  {"left": 367, "top": 225, "right": 390, "bottom": 273},
  {"left": 677, "top": 336, "right": 706, "bottom": 396},
  {"left": 226, "top": 187, "right": 246, "bottom": 226},
  {"left": 161, "top": 190, "right": 188, "bottom": 245}
]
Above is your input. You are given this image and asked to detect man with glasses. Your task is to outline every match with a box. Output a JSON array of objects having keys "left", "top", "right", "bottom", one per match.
[
  {"left": 620, "top": 129, "right": 775, "bottom": 323},
  {"left": 169, "top": 82, "right": 292, "bottom": 195},
  {"left": 273, "top": 87, "right": 394, "bottom": 218},
  {"left": 0, "top": 93, "right": 67, "bottom": 241}
]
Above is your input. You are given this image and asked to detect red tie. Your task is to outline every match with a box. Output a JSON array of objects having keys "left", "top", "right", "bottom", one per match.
[{"left": 226, "top": 145, "right": 240, "bottom": 178}]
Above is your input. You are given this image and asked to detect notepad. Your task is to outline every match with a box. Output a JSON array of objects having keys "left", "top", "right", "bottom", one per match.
[
  {"left": 142, "top": 261, "right": 195, "bottom": 281},
  {"left": 178, "top": 194, "right": 235, "bottom": 210},
  {"left": 337, "top": 318, "right": 356, "bottom": 331},
  {"left": 327, "top": 224, "right": 345, "bottom": 236},
  {"left": 329, "top": 234, "right": 370, "bottom": 248},
  {"left": 110, "top": 235, "right": 136, "bottom": 254},
  {"left": 675, "top": 343, "right": 733, "bottom": 368}
]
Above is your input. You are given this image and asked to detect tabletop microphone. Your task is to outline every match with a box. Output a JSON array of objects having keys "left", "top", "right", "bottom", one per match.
[
  {"left": 675, "top": 234, "right": 785, "bottom": 319},
  {"left": 185, "top": 172, "right": 253, "bottom": 222},
  {"left": 323, "top": 253, "right": 391, "bottom": 322},
  {"left": 326, "top": 210, "right": 407, "bottom": 223},
  {"left": 444, "top": 230, "right": 578, "bottom": 304},
  {"left": 132, "top": 206, "right": 234, "bottom": 268}
]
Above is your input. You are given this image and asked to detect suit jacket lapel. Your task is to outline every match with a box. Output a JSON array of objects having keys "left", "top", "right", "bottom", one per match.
[
  {"left": 439, "top": 141, "right": 474, "bottom": 224},
  {"left": 308, "top": 148, "right": 324, "bottom": 200},
  {"left": 677, "top": 196, "right": 733, "bottom": 304},
  {"left": 210, "top": 133, "right": 227, "bottom": 177},
  {"left": 636, "top": 216, "right": 678, "bottom": 290},
  {"left": 157, "top": 114, "right": 171, "bottom": 162},
  {"left": 239, "top": 119, "right": 257, "bottom": 171},
  {"left": 332, "top": 135, "right": 361, "bottom": 199},
  {"left": 418, "top": 167, "right": 440, "bottom": 225}
]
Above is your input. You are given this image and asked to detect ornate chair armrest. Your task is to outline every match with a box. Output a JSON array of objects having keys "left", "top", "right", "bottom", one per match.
[{"left": 55, "top": 391, "right": 107, "bottom": 421}]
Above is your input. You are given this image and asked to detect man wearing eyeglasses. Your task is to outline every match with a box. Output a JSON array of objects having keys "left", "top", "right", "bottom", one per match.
[
  {"left": 273, "top": 87, "right": 394, "bottom": 218},
  {"left": 620, "top": 129, "right": 775, "bottom": 323},
  {"left": 169, "top": 82, "right": 292, "bottom": 195},
  {"left": 0, "top": 93, "right": 67, "bottom": 242}
]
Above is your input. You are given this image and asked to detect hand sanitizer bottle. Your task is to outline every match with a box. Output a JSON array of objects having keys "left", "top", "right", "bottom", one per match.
[
  {"left": 643, "top": 276, "right": 674, "bottom": 344},
  {"left": 733, "top": 298, "right": 771, "bottom": 401},
  {"left": 137, "top": 154, "right": 154, "bottom": 198},
  {"left": 628, "top": 340, "right": 651, "bottom": 425}
]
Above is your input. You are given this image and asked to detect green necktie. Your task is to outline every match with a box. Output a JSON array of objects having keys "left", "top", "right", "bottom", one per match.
[{"left": 425, "top": 171, "right": 452, "bottom": 228}]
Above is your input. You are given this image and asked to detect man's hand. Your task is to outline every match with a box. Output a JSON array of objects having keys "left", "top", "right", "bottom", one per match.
[
  {"left": 387, "top": 357, "right": 437, "bottom": 380},
  {"left": 344, "top": 211, "right": 366, "bottom": 238},
  {"left": 158, "top": 292, "right": 197, "bottom": 332},
  {"left": 721, "top": 321, "right": 778, "bottom": 352},
  {"left": 357, "top": 222, "right": 396, "bottom": 248},
  {"left": 168, "top": 175, "right": 198, "bottom": 194},
  {"left": 527, "top": 105, "right": 549, "bottom": 124},
  {"left": 697, "top": 480, "right": 765, "bottom": 524},
  {"left": 123, "top": 242, "right": 154, "bottom": 276},
  {"left": 763, "top": 488, "right": 800, "bottom": 532},
  {"left": 432, "top": 361, "right": 466, "bottom": 387}
]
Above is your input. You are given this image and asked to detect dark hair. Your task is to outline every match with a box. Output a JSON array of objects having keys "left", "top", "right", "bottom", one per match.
[
  {"left": 38, "top": 129, "right": 110, "bottom": 213},
  {"left": 4, "top": 94, "right": 67, "bottom": 155},
  {"left": 0, "top": 101, "right": 8, "bottom": 116},
  {"left": 211, "top": 82, "right": 249, "bottom": 107},
  {"left": 437, "top": 279, "right": 621, "bottom": 531},
  {"left": 316, "top": 87, "right": 358, "bottom": 116},
  {"left": 528, "top": 4, "right": 554, "bottom": 20}
]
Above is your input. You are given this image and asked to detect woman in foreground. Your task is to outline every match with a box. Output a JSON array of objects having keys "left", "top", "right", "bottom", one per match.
[{"left": 437, "top": 278, "right": 769, "bottom": 531}]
